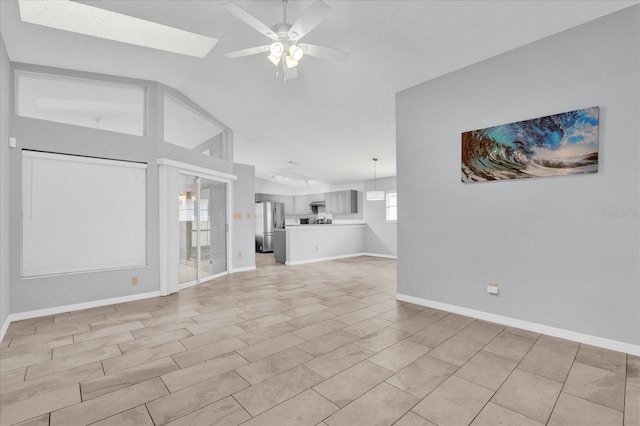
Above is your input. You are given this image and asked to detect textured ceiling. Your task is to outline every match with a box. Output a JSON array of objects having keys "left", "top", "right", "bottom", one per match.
[{"left": 1, "top": 0, "right": 637, "bottom": 188}]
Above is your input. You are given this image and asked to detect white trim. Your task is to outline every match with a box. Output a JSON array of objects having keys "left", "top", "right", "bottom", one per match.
[
  {"left": 158, "top": 164, "right": 177, "bottom": 296},
  {"left": 23, "top": 150, "right": 147, "bottom": 169},
  {"left": 0, "top": 291, "right": 161, "bottom": 342},
  {"left": 286, "top": 252, "right": 367, "bottom": 266},
  {"left": 286, "top": 252, "right": 397, "bottom": 266},
  {"left": 396, "top": 293, "right": 640, "bottom": 356},
  {"left": 231, "top": 265, "right": 257, "bottom": 273},
  {"left": 0, "top": 317, "right": 11, "bottom": 343},
  {"left": 285, "top": 224, "right": 367, "bottom": 230},
  {"left": 227, "top": 180, "right": 233, "bottom": 280},
  {"left": 286, "top": 253, "right": 362, "bottom": 265},
  {"left": 362, "top": 252, "right": 397, "bottom": 259},
  {"left": 179, "top": 271, "right": 228, "bottom": 290},
  {"left": 156, "top": 158, "right": 237, "bottom": 181}
]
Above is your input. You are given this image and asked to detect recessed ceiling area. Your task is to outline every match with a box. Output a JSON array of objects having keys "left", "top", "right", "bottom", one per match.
[
  {"left": 17, "top": 0, "right": 218, "bottom": 57},
  {"left": 1, "top": 0, "right": 637, "bottom": 187}
]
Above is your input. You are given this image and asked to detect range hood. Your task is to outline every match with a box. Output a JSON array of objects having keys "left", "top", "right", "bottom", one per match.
[{"left": 309, "top": 200, "right": 325, "bottom": 207}]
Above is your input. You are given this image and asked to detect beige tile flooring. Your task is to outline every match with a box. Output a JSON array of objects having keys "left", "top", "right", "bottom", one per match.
[{"left": 1, "top": 254, "right": 638, "bottom": 425}]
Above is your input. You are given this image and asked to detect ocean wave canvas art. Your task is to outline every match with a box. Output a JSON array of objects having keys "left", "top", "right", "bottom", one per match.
[{"left": 461, "top": 106, "right": 599, "bottom": 183}]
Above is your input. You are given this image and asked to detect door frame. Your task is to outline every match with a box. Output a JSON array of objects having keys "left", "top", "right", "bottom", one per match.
[{"left": 158, "top": 159, "right": 236, "bottom": 296}]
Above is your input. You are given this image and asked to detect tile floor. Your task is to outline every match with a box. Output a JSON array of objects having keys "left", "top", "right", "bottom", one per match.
[{"left": 0, "top": 255, "right": 638, "bottom": 425}]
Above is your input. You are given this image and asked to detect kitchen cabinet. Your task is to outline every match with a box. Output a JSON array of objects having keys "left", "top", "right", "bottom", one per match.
[
  {"left": 325, "top": 190, "right": 357, "bottom": 214},
  {"left": 255, "top": 193, "right": 294, "bottom": 214},
  {"left": 293, "top": 195, "right": 309, "bottom": 214},
  {"left": 281, "top": 196, "right": 294, "bottom": 214}
]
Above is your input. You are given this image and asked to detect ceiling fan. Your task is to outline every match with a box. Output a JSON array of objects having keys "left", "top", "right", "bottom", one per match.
[{"left": 223, "top": 0, "right": 349, "bottom": 81}]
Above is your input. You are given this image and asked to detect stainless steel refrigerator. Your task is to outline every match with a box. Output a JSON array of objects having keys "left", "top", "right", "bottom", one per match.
[{"left": 255, "top": 202, "right": 284, "bottom": 253}]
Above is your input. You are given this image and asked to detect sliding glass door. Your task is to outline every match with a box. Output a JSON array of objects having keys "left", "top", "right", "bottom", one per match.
[
  {"left": 178, "top": 174, "right": 198, "bottom": 285},
  {"left": 199, "top": 178, "right": 227, "bottom": 280},
  {"left": 178, "top": 174, "right": 228, "bottom": 286}
]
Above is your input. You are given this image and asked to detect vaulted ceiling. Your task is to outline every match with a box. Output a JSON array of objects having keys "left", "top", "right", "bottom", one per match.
[{"left": 1, "top": 0, "right": 636, "bottom": 188}]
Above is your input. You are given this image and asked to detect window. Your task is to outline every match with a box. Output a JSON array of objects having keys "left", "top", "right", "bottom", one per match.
[
  {"left": 22, "top": 151, "right": 147, "bottom": 277},
  {"left": 16, "top": 71, "right": 146, "bottom": 136},
  {"left": 163, "top": 94, "right": 229, "bottom": 160},
  {"left": 386, "top": 191, "right": 397, "bottom": 221}
]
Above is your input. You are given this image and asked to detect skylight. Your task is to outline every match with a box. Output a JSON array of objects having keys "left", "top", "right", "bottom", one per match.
[{"left": 18, "top": 0, "right": 218, "bottom": 58}]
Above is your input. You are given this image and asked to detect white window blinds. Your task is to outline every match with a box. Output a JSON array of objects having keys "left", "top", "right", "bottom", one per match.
[{"left": 22, "top": 151, "right": 147, "bottom": 277}]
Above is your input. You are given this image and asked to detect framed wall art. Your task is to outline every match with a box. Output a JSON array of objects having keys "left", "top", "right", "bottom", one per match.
[{"left": 461, "top": 106, "right": 599, "bottom": 183}]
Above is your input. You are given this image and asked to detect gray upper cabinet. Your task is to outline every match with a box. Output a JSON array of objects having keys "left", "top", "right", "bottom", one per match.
[
  {"left": 325, "top": 190, "right": 357, "bottom": 214},
  {"left": 255, "top": 193, "right": 294, "bottom": 214},
  {"left": 293, "top": 195, "right": 311, "bottom": 214},
  {"left": 281, "top": 196, "right": 294, "bottom": 214},
  {"left": 259, "top": 191, "right": 353, "bottom": 215},
  {"left": 255, "top": 193, "right": 269, "bottom": 202}
]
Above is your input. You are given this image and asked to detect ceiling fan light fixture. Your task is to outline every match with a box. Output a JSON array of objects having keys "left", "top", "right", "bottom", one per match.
[
  {"left": 285, "top": 53, "right": 299, "bottom": 69},
  {"left": 289, "top": 44, "right": 304, "bottom": 61},
  {"left": 269, "top": 41, "right": 284, "bottom": 57},
  {"left": 267, "top": 53, "right": 281, "bottom": 66}
]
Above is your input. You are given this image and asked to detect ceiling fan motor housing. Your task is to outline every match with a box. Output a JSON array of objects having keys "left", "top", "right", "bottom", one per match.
[{"left": 271, "top": 22, "right": 293, "bottom": 39}]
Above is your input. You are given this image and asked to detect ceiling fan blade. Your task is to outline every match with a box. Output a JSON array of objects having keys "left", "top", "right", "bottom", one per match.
[
  {"left": 224, "top": 2, "right": 277, "bottom": 40},
  {"left": 283, "top": 63, "right": 298, "bottom": 81},
  {"left": 224, "top": 45, "right": 270, "bottom": 59},
  {"left": 298, "top": 43, "right": 349, "bottom": 62},
  {"left": 287, "top": 0, "right": 330, "bottom": 40}
]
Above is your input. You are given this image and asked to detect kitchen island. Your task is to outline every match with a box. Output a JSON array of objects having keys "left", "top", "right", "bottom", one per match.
[{"left": 274, "top": 223, "right": 367, "bottom": 265}]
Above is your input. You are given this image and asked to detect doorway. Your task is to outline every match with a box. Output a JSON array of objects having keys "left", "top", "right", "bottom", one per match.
[
  {"left": 159, "top": 161, "right": 232, "bottom": 296},
  {"left": 178, "top": 174, "right": 228, "bottom": 288}
]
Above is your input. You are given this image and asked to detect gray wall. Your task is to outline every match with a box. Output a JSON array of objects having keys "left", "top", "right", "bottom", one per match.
[
  {"left": 7, "top": 62, "right": 245, "bottom": 315},
  {"left": 232, "top": 163, "right": 256, "bottom": 270},
  {"left": 363, "top": 176, "right": 397, "bottom": 256},
  {"left": 396, "top": 6, "right": 639, "bottom": 345},
  {"left": 0, "top": 36, "right": 10, "bottom": 328},
  {"left": 9, "top": 64, "right": 161, "bottom": 313}
]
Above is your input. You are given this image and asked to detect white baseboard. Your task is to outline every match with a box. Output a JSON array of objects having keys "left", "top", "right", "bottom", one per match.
[
  {"left": 397, "top": 293, "right": 640, "bottom": 356},
  {"left": 286, "top": 253, "right": 366, "bottom": 266},
  {"left": 362, "top": 252, "right": 398, "bottom": 259},
  {"left": 0, "top": 291, "right": 161, "bottom": 342},
  {"left": 231, "top": 265, "right": 257, "bottom": 273},
  {"left": 286, "top": 252, "right": 397, "bottom": 266}
]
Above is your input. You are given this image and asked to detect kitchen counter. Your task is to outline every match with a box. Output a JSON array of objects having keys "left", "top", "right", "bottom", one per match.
[
  {"left": 284, "top": 223, "right": 366, "bottom": 229},
  {"left": 274, "top": 224, "right": 367, "bottom": 265}
]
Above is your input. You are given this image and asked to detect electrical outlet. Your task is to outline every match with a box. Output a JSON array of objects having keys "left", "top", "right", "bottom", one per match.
[
  {"left": 315, "top": 246, "right": 319, "bottom": 251},
  {"left": 131, "top": 276, "right": 139, "bottom": 286},
  {"left": 237, "top": 251, "right": 243, "bottom": 258},
  {"left": 233, "top": 212, "right": 242, "bottom": 220},
  {"left": 487, "top": 282, "right": 499, "bottom": 295}
]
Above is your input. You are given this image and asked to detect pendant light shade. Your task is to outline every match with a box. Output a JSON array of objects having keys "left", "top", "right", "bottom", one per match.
[
  {"left": 366, "top": 158, "right": 385, "bottom": 201},
  {"left": 366, "top": 190, "right": 385, "bottom": 201}
]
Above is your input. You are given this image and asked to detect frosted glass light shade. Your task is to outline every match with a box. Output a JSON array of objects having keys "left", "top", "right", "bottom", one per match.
[
  {"left": 270, "top": 42, "right": 284, "bottom": 56},
  {"left": 289, "top": 45, "right": 304, "bottom": 61},
  {"left": 366, "top": 190, "right": 385, "bottom": 201}
]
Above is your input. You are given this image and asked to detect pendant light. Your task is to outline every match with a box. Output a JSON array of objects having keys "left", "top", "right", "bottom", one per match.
[{"left": 366, "top": 158, "right": 385, "bottom": 201}]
